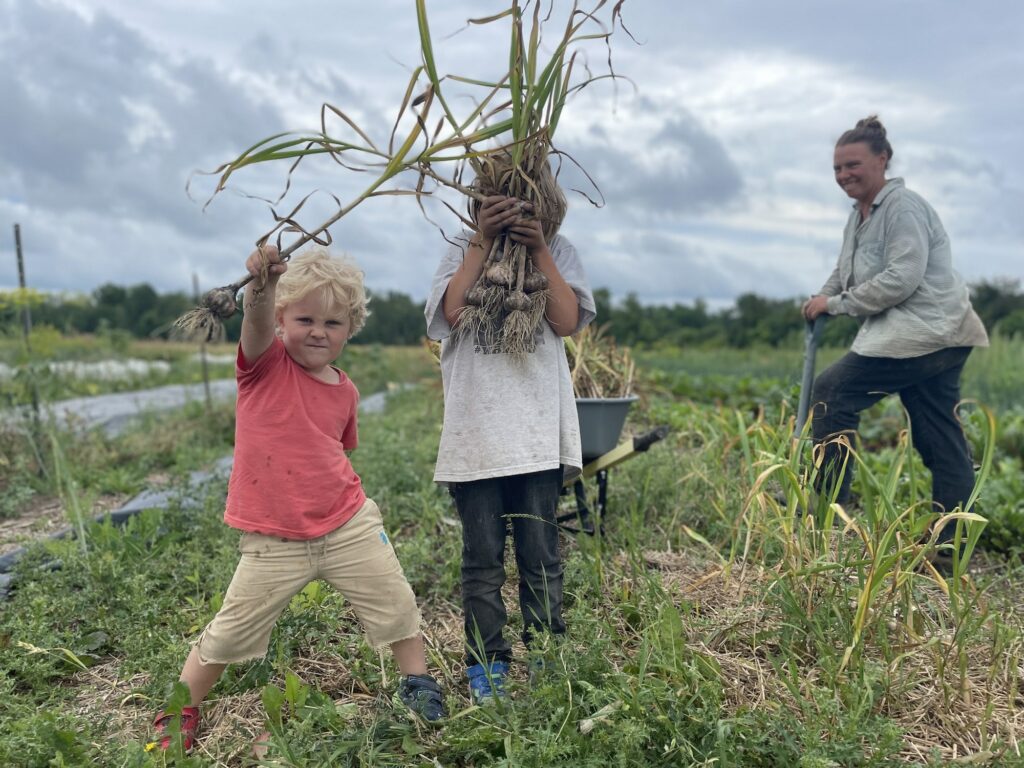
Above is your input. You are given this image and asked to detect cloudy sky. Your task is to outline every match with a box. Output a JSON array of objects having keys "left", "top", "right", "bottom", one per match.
[{"left": 1, "top": 0, "right": 1021, "bottom": 307}]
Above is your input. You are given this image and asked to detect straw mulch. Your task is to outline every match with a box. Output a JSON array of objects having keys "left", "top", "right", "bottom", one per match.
[
  {"left": 69, "top": 600, "right": 465, "bottom": 766},
  {"left": 643, "top": 549, "right": 1024, "bottom": 765},
  {"left": 565, "top": 324, "right": 635, "bottom": 399},
  {"left": 0, "top": 493, "right": 130, "bottom": 557}
]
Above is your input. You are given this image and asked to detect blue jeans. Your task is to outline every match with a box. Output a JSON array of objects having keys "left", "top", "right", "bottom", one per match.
[
  {"left": 451, "top": 469, "right": 565, "bottom": 665},
  {"left": 811, "top": 347, "right": 975, "bottom": 542}
]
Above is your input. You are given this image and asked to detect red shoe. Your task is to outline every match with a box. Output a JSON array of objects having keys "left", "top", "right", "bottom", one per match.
[{"left": 150, "top": 706, "right": 201, "bottom": 752}]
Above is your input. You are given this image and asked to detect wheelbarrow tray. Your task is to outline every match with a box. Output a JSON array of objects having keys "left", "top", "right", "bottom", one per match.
[
  {"left": 575, "top": 396, "right": 639, "bottom": 462},
  {"left": 560, "top": 395, "right": 668, "bottom": 535}
]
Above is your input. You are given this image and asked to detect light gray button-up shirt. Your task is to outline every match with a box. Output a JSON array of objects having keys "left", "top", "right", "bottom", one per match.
[{"left": 821, "top": 178, "right": 988, "bottom": 358}]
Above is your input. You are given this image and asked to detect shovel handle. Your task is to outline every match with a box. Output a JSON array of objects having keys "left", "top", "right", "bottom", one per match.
[{"left": 796, "top": 315, "right": 828, "bottom": 436}]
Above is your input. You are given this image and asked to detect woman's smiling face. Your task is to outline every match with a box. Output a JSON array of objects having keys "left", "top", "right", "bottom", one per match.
[{"left": 833, "top": 141, "right": 889, "bottom": 207}]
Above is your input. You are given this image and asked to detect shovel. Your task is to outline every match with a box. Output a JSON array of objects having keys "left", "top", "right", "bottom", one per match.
[{"left": 795, "top": 315, "right": 828, "bottom": 436}]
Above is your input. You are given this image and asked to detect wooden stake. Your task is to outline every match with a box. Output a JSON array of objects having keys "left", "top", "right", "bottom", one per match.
[
  {"left": 192, "top": 273, "right": 213, "bottom": 413},
  {"left": 12, "top": 223, "right": 39, "bottom": 419}
]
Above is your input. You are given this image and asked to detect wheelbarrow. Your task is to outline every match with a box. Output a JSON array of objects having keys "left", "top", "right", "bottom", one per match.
[{"left": 558, "top": 396, "right": 669, "bottom": 535}]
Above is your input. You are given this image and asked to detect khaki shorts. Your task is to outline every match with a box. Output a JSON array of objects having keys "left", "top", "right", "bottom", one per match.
[{"left": 195, "top": 498, "right": 421, "bottom": 665}]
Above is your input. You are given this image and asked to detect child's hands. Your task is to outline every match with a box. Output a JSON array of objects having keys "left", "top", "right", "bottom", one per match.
[
  {"left": 245, "top": 245, "right": 286, "bottom": 285},
  {"left": 507, "top": 209, "right": 547, "bottom": 253},
  {"left": 477, "top": 196, "right": 525, "bottom": 239}
]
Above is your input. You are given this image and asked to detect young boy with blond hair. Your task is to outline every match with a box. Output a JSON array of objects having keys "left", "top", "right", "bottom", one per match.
[{"left": 153, "top": 245, "right": 444, "bottom": 751}]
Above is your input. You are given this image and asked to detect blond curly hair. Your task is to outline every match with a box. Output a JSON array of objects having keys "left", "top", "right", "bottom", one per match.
[{"left": 274, "top": 247, "right": 370, "bottom": 336}]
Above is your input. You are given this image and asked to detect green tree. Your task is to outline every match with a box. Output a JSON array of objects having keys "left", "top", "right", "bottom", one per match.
[
  {"left": 971, "top": 278, "right": 1024, "bottom": 331},
  {"left": 356, "top": 290, "right": 426, "bottom": 345},
  {"left": 724, "top": 293, "right": 802, "bottom": 348},
  {"left": 92, "top": 284, "right": 129, "bottom": 332},
  {"left": 592, "top": 287, "right": 612, "bottom": 327}
]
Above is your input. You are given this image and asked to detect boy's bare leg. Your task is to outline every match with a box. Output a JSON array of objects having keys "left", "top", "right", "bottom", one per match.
[
  {"left": 390, "top": 634, "right": 428, "bottom": 676},
  {"left": 179, "top": 645, "right": 227, "bottom": 706}
]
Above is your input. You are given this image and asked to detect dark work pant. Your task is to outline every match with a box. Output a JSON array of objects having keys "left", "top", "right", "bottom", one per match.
[
  {"left": 811, "top": 347, "right": 975, "bottom": 543},
  {"left": 451, "top": 468, "right": 565, "bottom": 666}
]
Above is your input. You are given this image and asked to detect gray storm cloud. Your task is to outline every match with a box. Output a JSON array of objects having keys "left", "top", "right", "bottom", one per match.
[{"left": 1, "top": 0, "right": 1020, "bottom": 303}]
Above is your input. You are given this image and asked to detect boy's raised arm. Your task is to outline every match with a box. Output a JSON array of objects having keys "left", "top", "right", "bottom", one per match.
[{"left": 240, "top": 245, "right": 287, "bottom": 363}]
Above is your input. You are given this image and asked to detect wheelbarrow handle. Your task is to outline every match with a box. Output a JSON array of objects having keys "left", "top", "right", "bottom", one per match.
[
  {"left": 633, "top": 425, "right": 670, "bottom": 452},
  {"left": 796, "top": 315, "right": 828, "bottom": 436},
  {"left": 570, "top": 425, "right": 671, "bottom": 483}
]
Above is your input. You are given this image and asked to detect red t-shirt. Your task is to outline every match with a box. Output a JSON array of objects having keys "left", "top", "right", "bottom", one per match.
[{"left": 224, "top": 338, "right": 366, "bottom": 539}]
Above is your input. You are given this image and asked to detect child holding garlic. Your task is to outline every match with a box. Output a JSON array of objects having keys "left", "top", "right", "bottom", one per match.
[{"left": 425, "top": 154, "right": 595, "bottom": 703}]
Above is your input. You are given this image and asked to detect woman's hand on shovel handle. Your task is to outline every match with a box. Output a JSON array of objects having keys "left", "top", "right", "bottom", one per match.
[{"left": 802, "top": 295, "right": 830, "bottom": 321}]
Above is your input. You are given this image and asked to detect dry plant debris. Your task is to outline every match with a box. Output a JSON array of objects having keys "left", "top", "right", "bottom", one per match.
[
  {"left": 48, "top": 546, "right": 1024, "bottom": 764},
  {"left": 565, "top": 324, "right": 636, "bottom": 399},
  {"left": 644, "top": 549, "right": 1024, "bottom": 765}
]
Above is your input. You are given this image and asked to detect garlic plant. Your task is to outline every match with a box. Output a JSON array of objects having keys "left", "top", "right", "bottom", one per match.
[{"left": 175, "top": 1, "right": 632, "bottom": 350}]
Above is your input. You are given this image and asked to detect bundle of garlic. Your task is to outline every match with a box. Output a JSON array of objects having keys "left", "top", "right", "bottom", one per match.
[{"left": 457, "top": 150, "right": 565, "bottom": 354}]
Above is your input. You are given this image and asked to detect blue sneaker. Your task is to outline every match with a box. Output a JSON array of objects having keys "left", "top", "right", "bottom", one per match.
[{"left": 466, "top": 661, "right": 509, "bottom": 705}]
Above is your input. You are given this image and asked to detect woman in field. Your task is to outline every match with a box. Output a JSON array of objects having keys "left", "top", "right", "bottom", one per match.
[{"left": 802, "top": 116, "right": 988, "bottom": 565}]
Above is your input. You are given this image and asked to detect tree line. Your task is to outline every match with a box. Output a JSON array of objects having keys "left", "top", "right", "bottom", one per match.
[{"left": 3, "top": 279, "right": 1023, "bottom": 348}]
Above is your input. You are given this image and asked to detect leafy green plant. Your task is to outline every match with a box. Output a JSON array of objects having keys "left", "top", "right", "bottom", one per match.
[{"left": 0, "top": 482, "right": 35, "bottom": 520}]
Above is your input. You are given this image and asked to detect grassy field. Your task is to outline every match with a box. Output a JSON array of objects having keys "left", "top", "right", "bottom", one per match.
[
  {"left": 636, "top": 332, "right": 1024, "bottom": 412},
  {"left": 0, "top": 338, "right": 1022, "bottom": 766},
  {"left": 0, "top": 338, "right": 440, "bottom": 528},
  {"left": 0, "top": 330, "right": 441, "bottom": 407}
]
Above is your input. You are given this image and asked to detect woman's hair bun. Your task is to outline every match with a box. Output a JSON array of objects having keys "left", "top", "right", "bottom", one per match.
[
  {"left": 855, "top": 115, "right": 886, "bottom": 135},
  {"left": 837, "top": 115, "right": 893, "bottom": 166}
]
